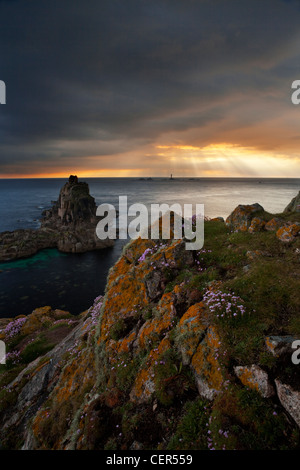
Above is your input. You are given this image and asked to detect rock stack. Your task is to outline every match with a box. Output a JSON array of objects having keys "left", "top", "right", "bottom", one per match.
[
  {"left": 41, "top": 175, "right": 98, "bottom": 229},
  {"left": 0, "top": 176, "right": 114, "bottom": 261}
]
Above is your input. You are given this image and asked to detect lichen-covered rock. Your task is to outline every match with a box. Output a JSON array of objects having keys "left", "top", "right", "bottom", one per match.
[
  {"left": 265, "top": 335, "right": 299, "bottom": 358},
  {"left": 276, "top": 223, "right": 300, "bottom": 242},
  {"left": 0, "top": 309, "right": 92, "bottom": 449},
  {"left": 0, "top": 229, "right": 58, "bottom": 261},
  {"left": 175, "top": 303, "right": 207, "bottom": 366},
  {"left": 275, "top": 380, "right": 300, "bottom": 428},
  {"left": 191, "top": 326, "right": 224, "bottom": 400},
  {"left": 284, "top": 191, "right": 300, "bottom": 213},
  {"left": 42, "top": 175, "right": 97, "bottom": 227},
  {"left": 130, "top": 337, "right": 171, "bottom": 404},
  {"left": 234, "top": 365, "right": 274, "bottom": 398},
  {"left": 248, "top": 217, "right": 266, "bottom": 233},
  {"left": 1, "top": 213, "right": 300, "bottom": 451},
  {"left": 225, "top": 203, "right": 265, "bottom": 232},
  {"left": 265, "top": 218, "right": 285, "bottom": 232}
]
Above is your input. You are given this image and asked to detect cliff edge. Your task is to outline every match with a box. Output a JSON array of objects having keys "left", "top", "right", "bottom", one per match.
[{"left": 0, "top": 194, "right": 300, "bottom": 450}]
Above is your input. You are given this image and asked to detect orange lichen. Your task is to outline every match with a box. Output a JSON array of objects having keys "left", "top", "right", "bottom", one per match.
[
  {"left": 163, "top": 240, "right": 182, "bottom": 262},
  {"left": 105, "top": 331, "right": 137, "bottom": 365},
  {"left": 276, "top": 223, "right": 300, "bottom": 242},
  {"left": 106, "top": 256, "right": 132, "bottom": 290},
  {"left": 226, "top": 204, "right": 264, "bottom": 232},
  {"left": 265, "top": 218, "right": 283, "bottom": 232},
  {"left": 176, "top": 302, "right": 206, "bottom": 363},
  {"left": 130, "top": 337, "right": 171, "bottom": 403},
  {"left": 178, "top": 302, "right": 205, "bottom": 327},
  {"left": 191, "top": 326, "right": 223, "bottom": 391},
  {"left": 136, "top": 292, "right": 175, "bottom": 350},
  {"left": 130, "top": 367, "right": 154, "bottom": 402},
  {"left": 123, "top": 238, "right": 156, "bottom": 264},
  {"left": 19, "top": 306, "right": 72, "bottom": 336},
  {"left": 99, "top": 271, "right": 148, "bottom": 341},
  {"left": 248, "top": 217, "right": 265, "bottom": 233},
  {"left": 235, "top": 367, "right": 260, "bottom": 392}
]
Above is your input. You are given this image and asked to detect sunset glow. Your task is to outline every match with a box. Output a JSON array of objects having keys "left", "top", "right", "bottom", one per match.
[{"left": 1, "top": 1, "right": 300, "bottom": 178}]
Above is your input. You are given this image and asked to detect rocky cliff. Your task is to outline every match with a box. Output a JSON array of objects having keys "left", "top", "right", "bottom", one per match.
[
  {"left": 0, "top": 195, "right": 300, "bottom": 450},
  {"left": 41, "top": 175, "right": 98, "bottom": 229},
  {"left": 284, "top": 190, "right": 300, "bottom": 213},
  {"left": 0, "top": 176, "right": 113, "bottom": 261}
]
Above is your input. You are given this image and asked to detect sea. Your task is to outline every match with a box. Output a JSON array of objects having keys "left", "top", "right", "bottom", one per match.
[{"left": 0, "top": 177, "right": 299, "bottom": 318}]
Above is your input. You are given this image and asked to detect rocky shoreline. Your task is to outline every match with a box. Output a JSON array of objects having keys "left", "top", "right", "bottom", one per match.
[{"left": 0, "top": 176, "right": 113, "bottom": 262}]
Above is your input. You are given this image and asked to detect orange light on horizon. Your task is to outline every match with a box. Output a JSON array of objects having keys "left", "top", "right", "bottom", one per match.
[
  {"left": 154, "top": 141, "right": 300, "bottom": 177},
  {"left": 1, "top": 141, "right": 300, "bottom": 178},
  {"left": 0, "top": 168, "right": 150, "bottom": 179},
  {"left": 156, "top": 145, "right": 203, "bottom": 151}
]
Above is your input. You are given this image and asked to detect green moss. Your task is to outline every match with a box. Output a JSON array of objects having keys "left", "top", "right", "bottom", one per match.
[
  {"left": 153, "top": 349, "right": 195, "bottom": 407},
  {"left": 104, "top": 437, "right": 118, "bottom": 450},
  {"left": 115, "top": 351, "right": 148, "bottom": 393},
  {"left": 210, "top": 384, "right": 299, "bottom": 450},
  {"left": 48, "top": 322, "right": 74, "bottom": 331},
  {"left": 287, "top": 314, "right": 300, "bottom": 336},
  {"left": 20, "top": 335, "right": 55, "bottom": 364},
  {"left": 0, "top": 386, "right": 19, "bottom": 414},
  {"left": 167, "top": 398, "right": 210, "bottom": 450},
  {"left": 109, "top": 319, "right": 127, "bottom": 341}
]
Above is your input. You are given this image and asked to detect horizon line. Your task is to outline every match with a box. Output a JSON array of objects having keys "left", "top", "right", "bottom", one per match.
[{"left": 0, "top": 175, "right": 299, "bottom": 180}]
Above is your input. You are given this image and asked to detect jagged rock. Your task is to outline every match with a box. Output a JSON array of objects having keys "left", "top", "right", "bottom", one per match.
[
  {"left": 130, "top": 336, "right": 171, "bottom": 404},
  {"left": 41, "top": 177, "right": 97, "bottom": 228},
  {"left": 191, "top": 326, "right": 224, "bottom": 401},
  {"left": 265, "top": 335, "right": 299, "bottom": 358},
  {"left": 284, "top": 191, "right": 300, "bottom": 213},
  {"left": 175, "top": 303, "right": 206, "bottom": 366},
  {"left": 276, "top": 223, "right": 300, "bottom": 242},
  {"left": 1, "top": 222, "right": 300, "bottom": 450},
  {"left": 0, "top": 308, "right": 89, "bottom": 447},
  {"left": 248, "top": 217, "right": 266, "bottom": 233},
  {"left": 225, "top": 203, "right": 265, "bottom": 232},
  {"left": 275, "top": 380, "right": 300, "bottom": 427},
  {"left": 234, "top": 365, "right": 274, "bottom": 398},
  {"left": 265, "top": 218, "right": 285, "bottom": 232},
  {"left": 145, "top": 270, "right": 164, "bottom": 300},
  {"left": 194, "top": 376, "right": 218, "bottom": 401},
  {"left": 0, "top": 229, "right": 58, "bottom": 261},
  {"left": 163, "top": 239, "right": 194, "bottom": 269},
  {"left": 0, "top": 176, "right": 114, "bottom": 261},
  {"left": 68, "top": 175, "right": 78, "bottom": 184}
]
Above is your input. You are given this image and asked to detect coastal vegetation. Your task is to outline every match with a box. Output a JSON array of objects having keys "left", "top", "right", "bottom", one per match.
[{"left": 0, "top": 194, "right": 299, "bottom": 450}]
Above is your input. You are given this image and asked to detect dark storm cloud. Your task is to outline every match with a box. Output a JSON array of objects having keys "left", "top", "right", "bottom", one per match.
[{"left": 1, "top": 0, "right": 300, "bottom": 172}]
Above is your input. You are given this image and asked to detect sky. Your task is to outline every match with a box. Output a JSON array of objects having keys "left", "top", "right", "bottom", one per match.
[{"left": 1, "top": 0, "right": 300, "bottom": 178}]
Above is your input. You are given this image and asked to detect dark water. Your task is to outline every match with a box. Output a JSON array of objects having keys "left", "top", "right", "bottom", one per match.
[
  {"left": 0, "top": 177, "right": 299, "bottom": 318},
  {"left": 0, "top": 244, "right": 126, "bottom": 318}
]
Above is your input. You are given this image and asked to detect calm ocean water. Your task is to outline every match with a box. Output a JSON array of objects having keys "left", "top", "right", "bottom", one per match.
[{"left": 0, "top": 177, "right": 299, "bottom": 318}]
